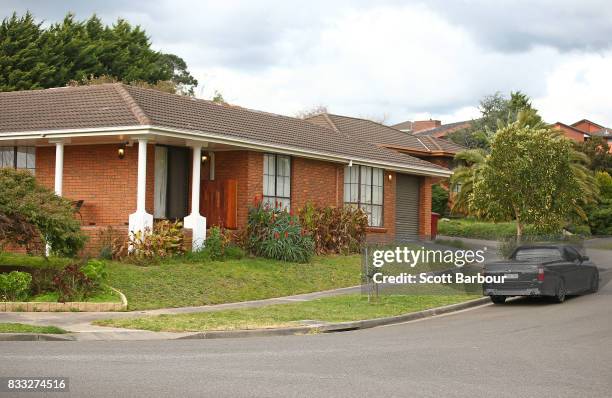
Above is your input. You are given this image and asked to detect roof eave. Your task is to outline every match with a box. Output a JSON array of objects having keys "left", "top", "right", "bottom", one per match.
[{"left": 0, "top": 125, "right": 452, "bottom": 177}]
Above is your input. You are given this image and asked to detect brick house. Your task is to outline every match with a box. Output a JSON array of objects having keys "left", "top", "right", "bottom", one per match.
[
  {"left": 553, "top": 119, "right": 612, "bottom": 152},
  {"left": 0, "top": 84, "right": 452, "bottom": 253}
]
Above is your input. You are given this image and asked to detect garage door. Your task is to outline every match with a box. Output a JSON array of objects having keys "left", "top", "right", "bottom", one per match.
[{"left": 395, "top": 174, "right": 420, "bottom": 241}]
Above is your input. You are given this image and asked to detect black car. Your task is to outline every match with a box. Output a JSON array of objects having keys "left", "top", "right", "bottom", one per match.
[{"left": 483, "top": 244, "right": 599, "bottom": 304}]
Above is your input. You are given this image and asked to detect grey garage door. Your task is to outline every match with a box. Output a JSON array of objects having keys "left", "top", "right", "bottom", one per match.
[{"left": 395, "top": 174, "right": 420, "bottom": 241}]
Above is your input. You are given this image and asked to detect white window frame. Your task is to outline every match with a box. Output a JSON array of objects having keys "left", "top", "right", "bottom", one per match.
[
  {"left": 263, "top": 153, "right": 291, "bottom": 210},
  {"left": 344, "top": 165, "right": 384, "bottom": 227},
  {"left": 0, "top": 146, "right": 36, "bottom": 174}
]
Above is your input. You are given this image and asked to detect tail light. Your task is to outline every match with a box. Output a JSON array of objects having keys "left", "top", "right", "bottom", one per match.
[{"left": 537, "top": 267, "right": 545, "bottom": 281}]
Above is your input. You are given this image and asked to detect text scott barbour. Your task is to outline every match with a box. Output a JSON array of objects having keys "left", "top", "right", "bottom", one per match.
[{"left": 369, "top": 246, "right": 506, "bottom": 285}]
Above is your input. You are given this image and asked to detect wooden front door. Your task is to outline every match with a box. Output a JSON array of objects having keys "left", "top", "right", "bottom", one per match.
[{"left": 200, "top": 179, "right": 237, "bottom": 229}]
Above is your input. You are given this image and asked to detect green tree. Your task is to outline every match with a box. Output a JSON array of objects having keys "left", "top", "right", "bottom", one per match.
[
  {"left": 0, "top": 12, "right": 55, "bottom": 91},
  {"left": 453, "top": 116, "right": 597, "bottom": 239},
  {"left": 573, "top": 136, "right": 612, "bottom": 173},
  {"left": 431, "top": 184, "right": 449, "bottom": 215},
  {"left": 0, "top": 12, "right": 197, "bottom": 95},
  {"left": 448, "top": 91, "right": 542, "bottom": 149}
]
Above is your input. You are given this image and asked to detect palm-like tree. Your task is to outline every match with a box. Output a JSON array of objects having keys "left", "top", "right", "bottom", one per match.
[{"left": 450, "top": 148, "right": 487, "bottom": 215}]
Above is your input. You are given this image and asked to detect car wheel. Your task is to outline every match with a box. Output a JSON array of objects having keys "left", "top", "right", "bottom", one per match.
[
  {"left": 590, "top": 273, "right": 599, "bottom": 293},
  {"left": 554, "top": 280, "right": 566, "bottom": 303},
  {"left": 490, "top": 295, "right": 506, "bottom": 304}
]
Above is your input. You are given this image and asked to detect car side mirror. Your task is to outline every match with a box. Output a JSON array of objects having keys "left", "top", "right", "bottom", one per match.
[{"left": 582, "top": 255, "right": 589, "bottom": 262}]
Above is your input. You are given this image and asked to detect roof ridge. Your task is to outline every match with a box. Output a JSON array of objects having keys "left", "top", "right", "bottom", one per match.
[{"left": 114, "top": 84, "right": 151, "bottom": 125}]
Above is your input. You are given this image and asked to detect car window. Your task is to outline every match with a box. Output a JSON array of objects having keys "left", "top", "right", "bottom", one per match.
[
  {"left": 514, "top": 248, "right": 563, "bottom": 261},
  {"left": 564, "top": 247, "right": 581, "bottom": 261}
]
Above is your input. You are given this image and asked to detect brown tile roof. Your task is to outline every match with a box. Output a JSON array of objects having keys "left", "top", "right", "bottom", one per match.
[
  {"left": 390, "top": 120, "right": 413, "bottom": 131},
  {"left": 307, "top": 113, "right": 464, "bottom": 155},
  {"left": 412, "top": 120, "right": 474, "bottom": 137},
  {"left": 0, "top": 84, "right": 449, "bottom": 174}
]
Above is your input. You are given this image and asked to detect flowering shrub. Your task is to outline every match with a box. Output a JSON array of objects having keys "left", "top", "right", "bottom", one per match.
[
  {"left": 298, "top": 202, "right": 368, "bottom": 255},
  {"left": 53, "top": 263, "right": 95, "bottom": 302},
  {"left": 243, "top": 198, "right": 314, "bottom": 263},
  {"left": 0, "top": 271, "right": 32, "bottom": 301}
]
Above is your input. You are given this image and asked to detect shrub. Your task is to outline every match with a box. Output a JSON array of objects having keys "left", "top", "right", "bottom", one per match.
[
  {"left": 431, "top": 184, "right": 449, "bottom": 215},
  {"left": 81, "top": 259, "right": 108, "bottom": 289},
  {"left": 589, "top": 200, "right": 612, "bottom": 235},
  {"left": 0, "top": 168, "right": 86, "bottom": 257},
  {"left": 437, "top": 218, "right": 538, "bottom": 239},
  {"left": 115, "top": 220, "right": 185, "bottom": 264},
  {"left": 203, "top": 226, "right": 228, "bottom": 261},
  {"left": 298, "top": 202, "right": 368, "bottom": 255},
  {"left": 244, "top": 199, "right": 314, "bottom": 263},
  {"left": 0, "top": 271, "right": 32, "bottom": 301},
  {"left": 52, "top": 263, "right": 95, "bottom": 302}
]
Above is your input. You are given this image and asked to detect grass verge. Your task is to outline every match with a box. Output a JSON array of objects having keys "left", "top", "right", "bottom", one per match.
[
  {"left": 94, "top": 294, "right": 478, "bottom": 332},
  {"left": 0, "top": 323, "right": 67, "bottom": 334}
]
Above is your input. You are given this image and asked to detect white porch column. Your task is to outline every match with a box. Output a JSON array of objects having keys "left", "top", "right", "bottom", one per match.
[
  {"left": 54, "top": 142, "right": 64, "bottom": 196},
  {"left": 128, "top": 139, "right": 153, "bottom": 236},
  {"left": 183, "top": 144, "right": 206, "bottom": 251}
]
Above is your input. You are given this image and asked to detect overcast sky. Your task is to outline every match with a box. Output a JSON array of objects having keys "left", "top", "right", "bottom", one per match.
[{"left": 4, "top": 0, "right": 612, "bottom": 126}]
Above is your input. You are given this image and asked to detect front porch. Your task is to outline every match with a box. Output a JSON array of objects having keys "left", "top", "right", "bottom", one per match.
[{"left": 26, "top": 132, "right": 258, "bottom": 253}]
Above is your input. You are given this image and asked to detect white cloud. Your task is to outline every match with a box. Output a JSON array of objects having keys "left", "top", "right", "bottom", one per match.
[{"left": 3, "top": 0, "right": 612, "bottom": 126}]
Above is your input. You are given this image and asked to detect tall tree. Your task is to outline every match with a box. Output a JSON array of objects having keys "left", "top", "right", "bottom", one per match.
[
  {"left": 0, "top": 12, "right": 55, "bottom": 91},
  {"left": 0, "top": 12, "right": 198, "bottom": 95},
  {"left": 448, "top": 91, "right": 541, "bottom": 149},
  {"left": 452, "top": 114, "right": 597, "bottom": 238}
]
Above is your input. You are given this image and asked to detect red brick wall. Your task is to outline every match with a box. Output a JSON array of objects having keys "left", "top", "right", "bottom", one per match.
[
  {"left": 554, "top": 123, "right": 585, "bottom": 142},
  {"left": 418, "top": 176, "right": 433, "bottom": 239},
  {"left": 36, "top": 143, "right": 155, "bottom": 226},
  {"left": 292, "top": 157, "right": 343, "bottom": 209}
]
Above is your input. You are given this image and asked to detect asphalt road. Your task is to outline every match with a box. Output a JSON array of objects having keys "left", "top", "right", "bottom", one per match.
[{"left": 2, "top": 266, "right": 611, "bottom": 398}]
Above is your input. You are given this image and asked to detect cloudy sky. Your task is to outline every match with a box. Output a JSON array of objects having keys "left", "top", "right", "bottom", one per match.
[{"left": 4, "top": 0, "right": 612, "bottom": 126}]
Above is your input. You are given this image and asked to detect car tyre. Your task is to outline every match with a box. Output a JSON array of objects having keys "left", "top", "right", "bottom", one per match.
[
  {"left": 590, "top": 273, "right": 599, "bottom": 293},
  {"left": 554, "top": 280, "right": 566, "bottom": 303},
  {"left": 490, "top": 295, "right": 506, "bottom": 304}
]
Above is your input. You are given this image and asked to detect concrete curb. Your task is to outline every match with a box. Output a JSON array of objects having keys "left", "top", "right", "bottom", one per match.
[
  {"left": 0, "top": 333, "right": 75, "bottom": 341},
  {"left": 0, "top": 297, "right": 492, "bottom": 341}
]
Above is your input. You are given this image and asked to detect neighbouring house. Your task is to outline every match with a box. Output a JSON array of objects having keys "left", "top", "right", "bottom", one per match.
[
  {"left": 0, "top": 84, "right": 452, "bottom": 254},
  {"left": 391, "top": 119, "right": 474, "bottom": 139},
  {"left": 553, "top": 119, "right": 612, "bottom": 152}
]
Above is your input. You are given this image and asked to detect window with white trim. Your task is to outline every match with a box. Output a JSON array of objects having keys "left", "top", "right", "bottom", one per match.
[
  {"left": 263, "top": 154, "right": 291, "bottom": 210},
  {"left": 0, "top": 146, "right": 36, "bottom": 174},
  {"left": 344, "top": 165, "right": 383, "bottom": 227}
]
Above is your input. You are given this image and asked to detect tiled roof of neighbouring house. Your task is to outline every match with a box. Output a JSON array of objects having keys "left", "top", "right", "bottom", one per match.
[
  {"left": 411, "top": 119, "right": 474, "bottom": 136},
  {"left": 590, "top": 129, "right": 612, "bottom": 137},
  {"left": 307, "top": 113, "right": 465, "bottom": 155},
  {"left": 0, "top": 84, "right": 449, "bottom": 174}
]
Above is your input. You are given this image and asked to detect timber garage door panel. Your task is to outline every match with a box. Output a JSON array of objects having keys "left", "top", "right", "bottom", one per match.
[{"left": 395, "top": 174, "right": 420, "bottom": 241}]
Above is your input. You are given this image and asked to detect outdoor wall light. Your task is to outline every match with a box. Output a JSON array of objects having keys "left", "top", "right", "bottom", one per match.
[
  {"left": 118, "top": 146, "right": 125, "bottom": 159},
  {"left": 388, "top": 173, "right": 393, "bottom": 181},
  {"left": 201, "top": 154, "right": 208, "bottom": 163}
]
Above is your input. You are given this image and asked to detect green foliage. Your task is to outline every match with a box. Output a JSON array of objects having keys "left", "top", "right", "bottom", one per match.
[
  {"left": 0, "top": 271, "right": 32, "bottom": 301},
  {"left": 588, "top": 199, "right": 612, "bottom": 235},
  {"left": 116, "top": 220, "right": 185, "bottom": 264},
  {"left": 431, "top": 185, "right": 449, "bottom": 215},
  {"left": 0, "top": 168, "right": 86, "bottom": 256},
  {"left": 455, "top": 121, "right": 597, "bottom": 237},
  {"left": 298, "top": 202, "right": 368, "bottom": 255},
  {"left": 189, "top": 226, "right": 244, "bottom": 262},
  {"left": 447, "top": 91, "right": 542, "bottom": 149},
  {"left": 0, "top": 12, "right": 197, "bottom": 94},
  {"left": 595, "top": 171, "right": 612, "bottom": 200},
  {"left": 81, "top": 259, "right": 108, "bottom": 289},
  {"left": 438, "top": 218, "right": 537, "bottom": 239},
  {"left": 574, "top": 137, "right": 612, "bottom": 174},
  {"left": 52, "top": 263, "right": 94, "bottom": 302},
  {"left": 244, "top": 200, "right": 314, "bottom": 263}
]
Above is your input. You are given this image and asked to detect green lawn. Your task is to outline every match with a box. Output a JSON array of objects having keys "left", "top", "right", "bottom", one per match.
[
  {"left": 107, "top": 255, "right": 361, "bottom": 310},
  {"left": 0, "top": 323, "right": 67, "bottom": 334},
  {"left": 94, "top": 294, "right": 477, "bottom": 332},
  {"left": 28, "top": 289, "right": 121, "bottom": 303}
]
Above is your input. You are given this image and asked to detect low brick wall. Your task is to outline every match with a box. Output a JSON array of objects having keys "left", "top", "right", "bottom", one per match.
[{"left": 0, "top": 301, "right": 125, "bottom": 312}]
